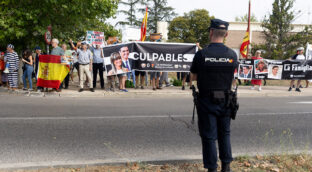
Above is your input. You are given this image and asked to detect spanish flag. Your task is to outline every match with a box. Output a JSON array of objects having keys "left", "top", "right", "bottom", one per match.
[
  {"left": 140, "top": 7, "right": 148, "bottom": 41},
  {"left": 240, "top": 31, "right": 250, "bottom": 58},
  {"left": 240, "top": 0, "right": 251, "bottom": 58},
  {"left": 37, "top": 55, "right": 70, "bottom": 89}
]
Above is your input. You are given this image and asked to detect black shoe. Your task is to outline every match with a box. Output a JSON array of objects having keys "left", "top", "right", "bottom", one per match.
[
  {"left": 295, "top": 88, "right": 301, "bottom": 92},
  {"left": 292, "top": 85, "right": 295, "bottom": 88},
  {"left": 182, "top": 86, "right": 185, "bottom": 90},
  {"left": 64, "top": 87, "right": 68, "bottom": 89},
  {"left": 208, "top": 169, "right": 217, "bottom": 172},
  {"left": 141, "top": 86, "right": 144, "bottom": 89},
  {"left": 101, "top": 87, "right": 105, "bottom": 90},
  {"left": 221, "top": 162, "right": 232, "bottom": 172},
  {"left": 153, "top": 88, "right": 156, "bottom": 91},
  {"left": 299, "top": 85, "right": 303, "bottom": 88},
  {"left": 78, "top": 88, "right": 84, "bottom": 92},
  {"left": 288, "top": 87, "right": 292, "bottom": 91},
  {"left": 90, "top": 88, "right": 95, "bottom": 92}
]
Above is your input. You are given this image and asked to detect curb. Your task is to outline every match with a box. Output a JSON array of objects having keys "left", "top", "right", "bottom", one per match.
[{"left": 1, "top": 87, "right": 312, "bottom": 98}]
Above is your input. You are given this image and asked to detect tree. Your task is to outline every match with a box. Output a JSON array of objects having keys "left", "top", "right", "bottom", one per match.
[
  {"left": 141, "top": 0, "right": 177, "bottom": 33},
  {"left": 0, "top": 0, "right": 119, "bottom": 53},
  {"left": 235, "top": 13, "right": 258, "bottom": 22},
  {"left": 117, "top": 0, "right": 143, "bottom": 26},
  {"left": 168, "top": 9, "right": 214, "bottom": 47},
  {"left": 259, "top": 0, "right": 298, "bottom": 59}
]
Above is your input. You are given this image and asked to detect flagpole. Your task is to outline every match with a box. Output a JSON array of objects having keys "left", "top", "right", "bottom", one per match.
[{"left": 247, "top": 0, "right": 251, "bottom": 58}]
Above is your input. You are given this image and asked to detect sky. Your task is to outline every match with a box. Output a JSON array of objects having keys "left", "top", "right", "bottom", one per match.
[{"left": 108, "top": 0, "right": 312, "bottom": 26}]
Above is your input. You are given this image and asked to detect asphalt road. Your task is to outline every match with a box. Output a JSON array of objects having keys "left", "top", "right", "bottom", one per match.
[{"left": 0, "top": 94, "right": 312, "bottom": 168}]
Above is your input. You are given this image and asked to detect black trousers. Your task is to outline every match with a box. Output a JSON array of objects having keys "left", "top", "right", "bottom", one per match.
[
  {"left": 197, "top": 97, "right": 233, "bottom": 169},
  {"left": 93, "top": 63, "right": 104, "bottom": 88}
]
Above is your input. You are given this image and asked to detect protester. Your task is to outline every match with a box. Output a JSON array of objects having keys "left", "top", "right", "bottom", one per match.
[
  {"left": 70, "top": 40, "right": 94, "bottom": 92},
  {"left": 90, "top": 45, "right": 105, "bottom": 89},
  {"left": 21, "top": 49, "right": 34, "bottom": 91},
  {"left": 159, "top": 72, "right": 171, "bottom": 88},
  {"left": 33, "top": 46, "right": 41, "bottom": 78},
  {"left": 69, "top": 41, "right": 79, "bottom": 83},
  {"left": 51, "top": 38, "right": 65, "bottom": 92},
  {"left": 107, "top": 53, "right": 121, "bottom": 92},
  {"left": 289, "top": 47, "right": 305, "bottom": 92},
  {"left": 32, "top": 46, "right": 44, "bottom": 92},
  {"left": 251, "top": 50, "right": 263, "bottom": 91},
  {"left": 0, "top": 52, "right": 4, "bottom": 86},
  {"left": 2, "top": 51, "right": 8, "bottom": 88},
  {"left": 61, "top": 43, "right": 71, "bottom": 89},
  {"left": 181, "top": 72, "right": 190, "bottom": 90},
  {"left": 135, "top": 70, "right": 145, "bottom": 89},
  {"left": 150, "top": 72, "right": 161, "bottom": 91},
  {"left": 6, "top": 44, "right": 19, "bottom": 90}
]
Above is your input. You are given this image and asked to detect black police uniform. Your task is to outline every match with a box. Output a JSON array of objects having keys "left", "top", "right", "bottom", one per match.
[{"left": 190, "top": 19, "right": 238, "bottom": 170}]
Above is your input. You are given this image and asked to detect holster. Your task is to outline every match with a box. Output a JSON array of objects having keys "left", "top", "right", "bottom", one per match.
[{"left": 227, "top": 90, "right": 239, "bottom": 120}]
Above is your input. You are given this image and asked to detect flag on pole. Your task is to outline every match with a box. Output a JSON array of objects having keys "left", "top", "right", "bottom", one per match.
[
  {"left": 240, "top": 0, "right": 251, "bottom": 58},
  {"left": 140, "top": 7, "right": 148, "bottom": 41},
  {"left": 240, "top": 31, "right": 250, "bottom": 58},
  {"left": 37, "top": 55, "right": 70, "bottom": 89}
]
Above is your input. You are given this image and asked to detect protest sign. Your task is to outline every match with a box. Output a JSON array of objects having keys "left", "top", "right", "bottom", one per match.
[
  {"left": 86, "top": 31, "right": 105, "bottom": 46},
  {"left": 102, "top": 42, "right": 196, "bottom": 76}
]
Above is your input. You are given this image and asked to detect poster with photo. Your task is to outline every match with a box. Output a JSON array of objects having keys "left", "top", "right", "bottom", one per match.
[
  {"left": 238, "top": 64, "right": 253, "bottom": 80},
  {"left": 103, "top": 44, "right": 133, "bottom": 76},
  {"left": 268, "top": 65, "right": 283, "bottom": 79},
  {"left": 254, "top": 59, "right": 268, "bottom": 74}
]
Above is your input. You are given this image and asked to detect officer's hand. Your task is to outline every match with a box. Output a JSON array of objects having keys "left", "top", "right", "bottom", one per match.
[{"left": 190, "top": 85, "right": 195, "bottom": 90}]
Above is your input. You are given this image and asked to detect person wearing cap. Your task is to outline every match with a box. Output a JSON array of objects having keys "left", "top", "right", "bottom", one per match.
[
  {"left": 289, "top": 47, "right": 306, "bottom": 92},
  {"left": 190, "top": 19, "right": 238, "bottom": 172},
  {"left": 5, "top": 44, "right": 20, "bottom": 90},
  {"left": 70, "top": 40, "right": 94, "bottom": 92}
]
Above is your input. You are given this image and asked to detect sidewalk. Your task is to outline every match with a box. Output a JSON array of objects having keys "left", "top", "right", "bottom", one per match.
[{"left": 1, "top": 85, "right": 312, "bottom": 97}]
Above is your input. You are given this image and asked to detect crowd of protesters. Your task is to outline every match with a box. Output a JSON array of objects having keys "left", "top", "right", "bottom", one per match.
[
  {"left": 2, "top": 40, "right": 309, "bottom": 93},
  {"left": 0, "top": 40, "right": 195, "bottom": 93}
]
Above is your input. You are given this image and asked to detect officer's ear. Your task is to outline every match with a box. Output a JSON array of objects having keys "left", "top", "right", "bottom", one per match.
[{"left": 224, "top": 31, "right": 228, "bottom": 38}]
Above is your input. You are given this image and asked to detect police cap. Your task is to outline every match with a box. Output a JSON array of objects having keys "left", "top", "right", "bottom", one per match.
[{"left": 209, "top": 19, "right": 229, "bottom": 31}]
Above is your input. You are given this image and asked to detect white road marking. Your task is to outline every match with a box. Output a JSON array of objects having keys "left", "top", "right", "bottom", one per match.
[
  {"left": 0, "top": 115, "right": 190, "bottom": 120},
  {"left": 288, "top": 101, "right": 312, "bottom": 104},
  {"left": 0, "top": 112, "right": 311, "bottom": 120}
]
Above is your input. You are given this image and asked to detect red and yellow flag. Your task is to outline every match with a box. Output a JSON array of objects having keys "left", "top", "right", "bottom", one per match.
[
  {"left": 240, "top": 31, "right": 250, "bottom": 58},
  {"left": 37, "top": 55, "right": 70, "bottom": 89},
  {"left": 240, "top": 0, "right": 251, "bottom": 58},
  {"left": 140, "top": 7, "right": 148, "bottom": 41}
]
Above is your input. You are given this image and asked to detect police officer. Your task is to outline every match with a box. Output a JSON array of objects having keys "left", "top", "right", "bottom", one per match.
[{"left": 190, "top": 19, "right": 238, "bottom": 172}]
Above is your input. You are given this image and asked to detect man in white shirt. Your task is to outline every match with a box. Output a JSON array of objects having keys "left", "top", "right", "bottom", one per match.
[{"left": 289, "top": 47, "right": 305, "bottom": 92}]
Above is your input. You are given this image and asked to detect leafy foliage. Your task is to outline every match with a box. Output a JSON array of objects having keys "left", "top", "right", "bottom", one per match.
[
  {"left": 257, "top": 0, "right": 312, "bottom": 59},
  {"left": 0, "top": 0, "right": 119, "bottom": 53},
  {"left": 140, "top": 0, "right": 177, "bottom": 33},
  {"left": 235, "top": 13, "right": 258, "bottom": 22},
  {"left": 117, "top": 0, "right": 144, "bottom": 26},
  {"left": 168, "top": 9, "right": 214, "bottom": 47}
]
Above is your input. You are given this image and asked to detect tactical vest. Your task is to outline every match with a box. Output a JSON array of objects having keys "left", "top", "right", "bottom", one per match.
[{"left": 197, "top": 45, "right": 237, "bottom": 92}]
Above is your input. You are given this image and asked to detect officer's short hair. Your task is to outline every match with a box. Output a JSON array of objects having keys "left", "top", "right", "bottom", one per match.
[{"left": 211, "top": 28, "right": 227, "bottom": 38}]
